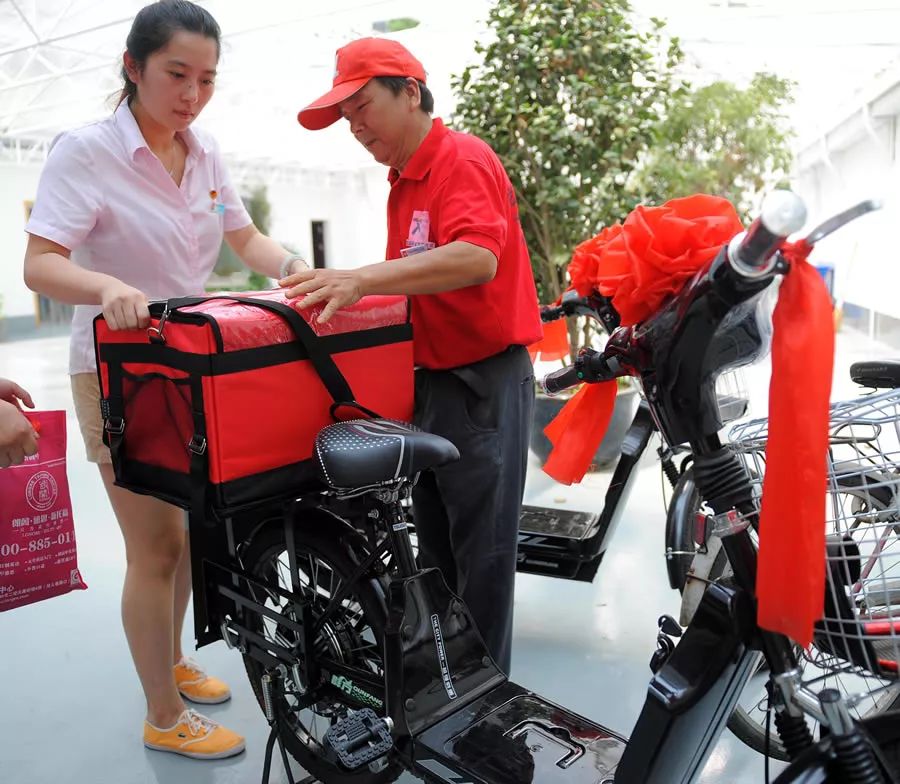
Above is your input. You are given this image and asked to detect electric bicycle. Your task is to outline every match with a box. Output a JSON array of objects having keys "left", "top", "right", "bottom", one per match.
[{"left": 187, "top": 192, "right": 899, "bottom": 783}]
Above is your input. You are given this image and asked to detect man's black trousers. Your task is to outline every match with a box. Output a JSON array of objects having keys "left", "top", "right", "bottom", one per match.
[{"left": 412, "top": 345, "right": 534, "bottom": 675}]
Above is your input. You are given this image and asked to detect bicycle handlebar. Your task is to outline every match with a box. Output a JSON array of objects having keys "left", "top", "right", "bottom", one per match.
[
  {"left": 727, "top": 191, "right": 807, "bottom": 278},
  {"left": 541, "top": 352, "right": 623, "bottom": 395},
  {"left": 540, "top": 304, "right": 566, "bottom": 323},
  {"left": 540, "top": 291, "right": 621, "bottom": 334},
  {"left": 541, "top": 365, "right": 580, "bottom": 396}
]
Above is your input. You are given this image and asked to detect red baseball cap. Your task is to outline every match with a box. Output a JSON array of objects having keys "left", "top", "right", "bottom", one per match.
[{"left": 298, "top": 37, "right": 426, "bottom": 131}]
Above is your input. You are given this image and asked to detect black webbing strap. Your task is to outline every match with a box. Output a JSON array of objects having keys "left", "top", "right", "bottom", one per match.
[
  {"left": 155, "top": 295, "right": 355, "bottom": 405},
  {"left": 187, "top": 375, "right": 210, "bottom": 525},
  {"left": 101, "top": 363, "right": 126, "bottom": 484}
]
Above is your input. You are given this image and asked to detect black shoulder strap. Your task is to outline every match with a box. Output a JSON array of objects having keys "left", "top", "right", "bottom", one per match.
[{"left": 157, "top": 295, "right": 354, "bottom": 404}]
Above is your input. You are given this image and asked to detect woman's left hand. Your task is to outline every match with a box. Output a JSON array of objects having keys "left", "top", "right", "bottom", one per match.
[{"left": 279, "top": 268, "right": 364, "bottom": 323}]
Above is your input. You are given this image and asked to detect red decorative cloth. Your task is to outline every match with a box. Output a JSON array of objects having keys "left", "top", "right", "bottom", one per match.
[
  {"left": 528, "top": 318, "right": 570, "bottom": 363},
  {"left": 756, "top": 239, "right": 833, "bottom": 647},
  {"left": 543, "top": 381, "right": 618, "bottom": 484}
]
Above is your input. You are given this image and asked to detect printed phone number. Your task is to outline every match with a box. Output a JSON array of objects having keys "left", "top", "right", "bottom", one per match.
[{"left": 0, "top": 532, "right": 74, "bottom": 557}]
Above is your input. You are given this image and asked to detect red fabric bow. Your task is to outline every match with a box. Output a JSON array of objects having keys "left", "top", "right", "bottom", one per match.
[
  {"left": 544, "top": 195, "right": 743, "bottom": 485},
  {"left": 569, "top": 195, "right": 744, "bottom": 326},
  {"left": 756, "top": 239, "right": 833, "bottom": 647}
]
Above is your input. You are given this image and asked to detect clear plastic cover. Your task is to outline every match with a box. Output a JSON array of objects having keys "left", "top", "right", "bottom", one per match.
[{"left": 708, "top": 280, "right": 779, "bottom": 387}]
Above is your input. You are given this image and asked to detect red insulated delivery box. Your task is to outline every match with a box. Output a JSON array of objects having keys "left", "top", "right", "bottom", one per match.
[{"left": 93, "top": 290, "right": 414, "bottom": 517}]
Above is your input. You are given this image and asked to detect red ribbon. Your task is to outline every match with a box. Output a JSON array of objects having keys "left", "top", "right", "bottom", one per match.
[
  {"left": 756, "top": 240, "right": 834, "bottom": 647},
  {"left": 528, "top": 318, "right": 570, "bottom": 363},
  {"left": 571, "top": 195, "right": 744, "bottom": 325},
  {"left": 543, "top": 381, "right": 618, "bottom": 484}
]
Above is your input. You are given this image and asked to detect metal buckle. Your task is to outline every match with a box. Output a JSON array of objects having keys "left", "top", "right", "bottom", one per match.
[
  {"left": 148, "top": 305, "right": 170, "bottom": 345},
  {"left": 188, "top": 435, "right": 207, "bottom": 456},
  {"left": 104, "top": 417, "right": 125, "bottom": 436}
]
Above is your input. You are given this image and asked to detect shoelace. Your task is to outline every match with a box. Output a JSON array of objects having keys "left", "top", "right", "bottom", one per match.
[
  {"left": 184, "top": 709, "right": 218, "bottom": 737},
  {"left": 177, "top": 657, "right": 207, "bottom": 678}
]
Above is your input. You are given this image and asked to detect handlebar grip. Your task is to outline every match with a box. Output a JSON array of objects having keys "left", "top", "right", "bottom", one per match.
[
  {"left": 541, "top": 365, "right": 581, "bottom": 396},
  {"left": 730, "top": 191, "right": 807, "bottom": 275},
  {"left": 540, "top": 305, "right": 565, "bottom": 323},
  {"left": 734, "top": 219, "right": 781, "bottom": 272}
]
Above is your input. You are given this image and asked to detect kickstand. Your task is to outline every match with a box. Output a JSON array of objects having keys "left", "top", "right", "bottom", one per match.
[
  {"left": 261, "top": 721, "right": 319, "bottom": 784},
  {"left": 260, "top": 671, "right": 320, "bottom": 784}
]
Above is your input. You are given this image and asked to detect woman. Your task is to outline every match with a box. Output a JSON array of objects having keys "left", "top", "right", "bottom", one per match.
[{"left": 23, "top": 0, "right": 304, "bottom": 760}]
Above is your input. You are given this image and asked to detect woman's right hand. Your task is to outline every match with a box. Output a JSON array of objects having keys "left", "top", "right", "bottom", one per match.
[{"left": 100, "top": 280, "right": 150, "bottom": 330}]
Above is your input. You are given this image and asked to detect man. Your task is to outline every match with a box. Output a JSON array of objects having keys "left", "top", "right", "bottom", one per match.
[
  {"left": 284, "top": 37, "right": 542, "bottom": 674},
  {"left": 0, "top": 378, "right": 39, "bottom": 468}
]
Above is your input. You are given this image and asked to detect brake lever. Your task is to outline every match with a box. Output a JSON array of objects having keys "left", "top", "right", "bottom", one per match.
[{"left": 804, "top": 199, "right": 881, "bottom": 246}]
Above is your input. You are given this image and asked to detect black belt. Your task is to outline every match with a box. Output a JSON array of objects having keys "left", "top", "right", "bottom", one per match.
[{"left": 417, "top": 345, "right": 527, "bottom": 399}]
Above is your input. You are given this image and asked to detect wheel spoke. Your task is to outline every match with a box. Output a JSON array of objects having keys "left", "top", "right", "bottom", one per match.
[{"left": 238, "top": 534, "right": 388, "bottom": 775}]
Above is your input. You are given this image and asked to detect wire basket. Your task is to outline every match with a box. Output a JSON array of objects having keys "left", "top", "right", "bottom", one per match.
[{"left": 729, "top": 388, "right": 900, "bottom": 688}]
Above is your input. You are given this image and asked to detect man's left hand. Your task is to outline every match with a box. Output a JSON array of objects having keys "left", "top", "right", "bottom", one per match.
[{"left": 279, "top": 268, "right": 364, "bottom": 323}]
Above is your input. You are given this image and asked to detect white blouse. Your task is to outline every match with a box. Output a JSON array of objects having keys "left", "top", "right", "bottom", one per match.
[{"left": 26, "top": 101, "right": 252, "bottom": 373}]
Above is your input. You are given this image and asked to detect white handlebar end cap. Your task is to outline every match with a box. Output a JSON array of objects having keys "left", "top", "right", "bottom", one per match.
[{"left": 760, "top": 190, "right": 807, "bottom": 237}]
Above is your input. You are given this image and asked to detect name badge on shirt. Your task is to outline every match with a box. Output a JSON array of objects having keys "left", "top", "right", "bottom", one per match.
[
  {"left": 400, "top": 241, "right": 436, "bottom": 257},
  {"left": 209, "top": 189, "right": 225, "bottom": 215}
]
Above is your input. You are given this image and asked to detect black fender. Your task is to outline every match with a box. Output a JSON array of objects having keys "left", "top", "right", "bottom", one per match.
[
  {"left": 234, "top": 500, "right": 374, "bottom": 564},
  {"left": 616, "top": 581, "right": 758, "bottom": 784},
  {"left": 665, "top": 465, "right": 700, "bottom": 590}
]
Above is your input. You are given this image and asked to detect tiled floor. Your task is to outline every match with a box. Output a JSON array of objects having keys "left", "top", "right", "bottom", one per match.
[{"left": 0, "top": 328, "right": 892, "bottom": 783}]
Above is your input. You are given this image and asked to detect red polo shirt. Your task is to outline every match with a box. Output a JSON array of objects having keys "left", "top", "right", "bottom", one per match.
[{"left": 386, "top": 118, "right": 542, "bottom": 370}]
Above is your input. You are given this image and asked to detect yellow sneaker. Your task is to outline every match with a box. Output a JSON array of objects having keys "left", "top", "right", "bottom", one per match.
[
  {"left": 174, "top": 657, "right": 231, "bottom": 704},
  {"left": 143, "top": 709, "right": 245, "bottom": 759}
]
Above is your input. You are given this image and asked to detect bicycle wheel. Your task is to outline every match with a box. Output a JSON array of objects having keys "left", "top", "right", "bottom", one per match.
[
  {"left": 666, "top": 466, "right": 900, "bottom": 761},
  {"left": 238, "top": 518, "right": 401, "bottom": 784}
]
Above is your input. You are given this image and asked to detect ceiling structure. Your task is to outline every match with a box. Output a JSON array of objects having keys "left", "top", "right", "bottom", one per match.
[
  {"left": 1, "top": 0, "right": 899, "bottom": 175},
  {"left": 0, "top": 0, "right": 494, "bottom": 172}
]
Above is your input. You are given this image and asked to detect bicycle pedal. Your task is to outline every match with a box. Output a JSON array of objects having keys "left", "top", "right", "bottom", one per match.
[{"left": 324, "top": 709, "right": 393, "bottom": 770}]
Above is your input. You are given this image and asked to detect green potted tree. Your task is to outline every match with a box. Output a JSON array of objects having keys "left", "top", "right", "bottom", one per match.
[
  {"left": 452, "top": 0, "right": 678, "bottom": 468},
  {"left": 452, "top": 0, "right": 794, "bottom": 472}
]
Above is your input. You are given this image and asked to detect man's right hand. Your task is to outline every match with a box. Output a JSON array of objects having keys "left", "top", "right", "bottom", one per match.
[
  {"left": 0, "top": 400, "right": 39, "bottom": 468},
  {"left": 100, "top": 280, "right": 150, "bottom": 330}
]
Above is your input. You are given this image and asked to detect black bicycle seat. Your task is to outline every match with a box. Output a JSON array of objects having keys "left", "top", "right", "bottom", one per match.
[
  {"left": 315, "top": 419, "right": 459, "bottom": 489},
  {"left": 849, "top": 360, "right": 900, "bottom": 389}
]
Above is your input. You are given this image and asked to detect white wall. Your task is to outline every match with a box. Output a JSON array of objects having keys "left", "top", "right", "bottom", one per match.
[
  {"left": 0, "top": 162, "right": 42, "bottom": 320},
  {"left": 249, "top": 166, "right": 390, "bottom": 271},
  {"left": 795, "top": 112, "right": 900, "bottom": 320}
]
